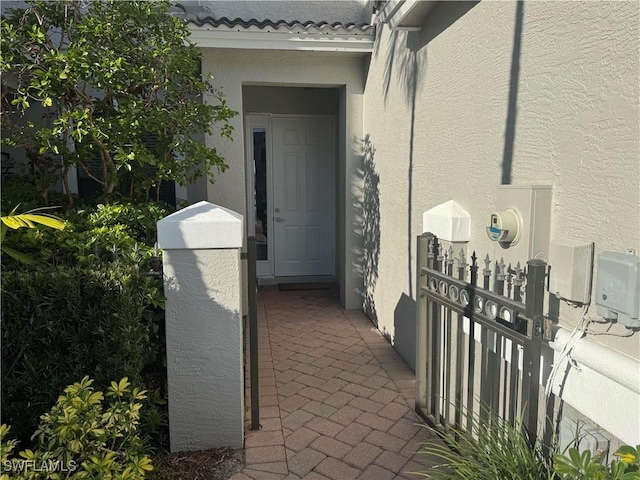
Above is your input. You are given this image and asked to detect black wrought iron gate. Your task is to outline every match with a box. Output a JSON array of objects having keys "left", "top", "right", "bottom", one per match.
[{"left": 415, "top": 232, "right": 548, "bottom": 440}]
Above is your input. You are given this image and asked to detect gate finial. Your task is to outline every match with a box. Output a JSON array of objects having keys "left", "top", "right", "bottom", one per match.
[
  {"left": 483, "top": 254, "right": 492, "bottom": 276},
  {"left": 458, "top": 249, "right": 467, "bottom": 269}
]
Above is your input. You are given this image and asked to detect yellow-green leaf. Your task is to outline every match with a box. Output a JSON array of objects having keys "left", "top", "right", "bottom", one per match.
[
  {"left": 1, "top": 245, "right": 34, "bottom": 264},
  {"left": 19, "top": 449, "right": 36, "bottom": 460},
  {"left": 88, "top": 391, "right": 104, "bottom": 404},
  {"left": 1, "top": 209, "right": 66, "bottom": 232}
]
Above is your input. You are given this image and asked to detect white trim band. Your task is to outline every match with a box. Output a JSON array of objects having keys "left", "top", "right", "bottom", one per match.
[{"left": 550, "top": 327, "right": 640, "bottom": 395}]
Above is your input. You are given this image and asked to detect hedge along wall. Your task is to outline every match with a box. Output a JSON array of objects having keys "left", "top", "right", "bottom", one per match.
[{"left": 1, "top": 263, "right": 163, "bottom": 444}]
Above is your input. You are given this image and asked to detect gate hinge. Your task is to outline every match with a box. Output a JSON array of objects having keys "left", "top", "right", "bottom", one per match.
[
  {"left": 543, "top": 318, "right": 554, "bottom": 341},
  {"left": 241, "top": 252, "right": 248, "bottom": 259}
]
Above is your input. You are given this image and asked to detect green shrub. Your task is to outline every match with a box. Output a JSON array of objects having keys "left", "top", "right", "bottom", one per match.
[
  {"left": 414, "top": 405, "right": 640, "bottom": 480},
  {"left": 553, "top": 444, "right": 640, "bottom": 480},
  {"left": 0, "top": 177, "right": 41, "bottom": 213},
  {"left": 1, "top": 200, "right": 169, "bottom": 449},
  {"left": 84, "top": 202, "right": 169, "bottom": 246},
  {"left": 2, "top": 201, "right": 169, "bottom": 268},
  {"left": 0, "top": 376, "right": 153, "bottom": 480},
  {"left": 414, "top": 406, "right": 555, "bottom": 480},
  {"left": 1, "top": 263, "right": 163, "bottom": 445}
]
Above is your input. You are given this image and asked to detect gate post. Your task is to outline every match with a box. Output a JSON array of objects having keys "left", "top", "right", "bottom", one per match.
[
  {"left": 523, "top": 259, "right": 546, "bottom": 441},
  {"left": 415, "top": 233, "right": 432, "bottom": 417},
  {"left": 157, "top": 201, "right": 244, "bottom": 452}
]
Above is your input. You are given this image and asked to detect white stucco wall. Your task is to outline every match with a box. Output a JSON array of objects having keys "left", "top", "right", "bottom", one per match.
[
  {"left": 364, "top": 1, "right": 639, "bottom": 442},
  {"left": 199, "top": 48, "right": 366, "bottom": 309}
]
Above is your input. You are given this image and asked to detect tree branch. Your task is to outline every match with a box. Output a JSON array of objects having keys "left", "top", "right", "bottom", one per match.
[{"left": 77, "top": 159, "right": 104, "bottom": 186}]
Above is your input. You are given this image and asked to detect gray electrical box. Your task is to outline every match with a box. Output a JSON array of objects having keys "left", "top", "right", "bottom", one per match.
[
  {"left": 548, "top": 239, "right": 593, "bottom": 304},
  {"left": 595, "top": 252, "right": 640, "bottom": 328}
]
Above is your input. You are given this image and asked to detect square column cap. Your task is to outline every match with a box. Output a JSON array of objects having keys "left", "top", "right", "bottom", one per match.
[
  {"left": 423, "top": 200, "right": 470, "bottom": 242},
  {"left": 157, "top": 201, "right": 243, "bottom": 250}
]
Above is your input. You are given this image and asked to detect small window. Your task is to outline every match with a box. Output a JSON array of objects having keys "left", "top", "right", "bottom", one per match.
[{"left": 253, "top": 128, "right": 268, "bottom": 261}]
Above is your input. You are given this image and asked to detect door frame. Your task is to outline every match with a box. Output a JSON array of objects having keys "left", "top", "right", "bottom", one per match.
[{"left": 244, "top": 112, "right": 336, "bottom": 279}]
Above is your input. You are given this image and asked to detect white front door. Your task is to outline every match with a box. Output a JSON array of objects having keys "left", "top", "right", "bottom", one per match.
[{"left": 272, "top": 116, "right": 335, "bottom": 277}]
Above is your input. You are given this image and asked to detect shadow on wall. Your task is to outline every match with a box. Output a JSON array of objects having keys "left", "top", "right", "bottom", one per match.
[
  {"left": 379, "top": 2, "right": 480, "bottom": 298},
  {"left": 379, "top": 0, "right": 519, "bottom": 189},
  {"left": 379, "top": 1, "right": 480, "bottom": 106},
  {"left": 375, "top": 1, "right": 479, "bottom": 369},
  {"left": 381, "top": 28, "right": 424, "bottom": 299},
  {"left": 502, "top": 0, "right": 524, "bottom": 185},
  {"left": 352, "top": 134, "right": 381, "bottom": 330},
  {"left": 393, "top": 293, "right": 417, "bottom": 371}
]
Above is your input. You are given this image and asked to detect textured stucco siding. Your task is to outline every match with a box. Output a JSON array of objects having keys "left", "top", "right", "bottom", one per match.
[
  {"left": 164, "top": 248, "right": 243, "bottom": 451},
  {"left": 200, "top": 49, "right": 366, "bottom": 309},
  {"left": 364, "top": 0, "right": 639, "bottom": 442}
]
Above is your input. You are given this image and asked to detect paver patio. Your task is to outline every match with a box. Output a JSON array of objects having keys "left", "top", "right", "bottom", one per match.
[{"left": 232, "top": 286, "right": 434, "bottom": 480}]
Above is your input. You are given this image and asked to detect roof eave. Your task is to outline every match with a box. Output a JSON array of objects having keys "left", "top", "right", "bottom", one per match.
[{"left": 187, "top": 25, "right": 374, "bottom": 54}]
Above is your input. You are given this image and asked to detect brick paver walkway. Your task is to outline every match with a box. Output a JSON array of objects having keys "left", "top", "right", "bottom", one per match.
[{"left": 232, "top": 286, "right": 433, "bottom": 480}]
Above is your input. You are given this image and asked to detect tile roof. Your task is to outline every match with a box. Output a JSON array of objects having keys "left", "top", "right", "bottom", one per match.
[{"left": 172, "top": 3, "right": 373, "bottom": 35}]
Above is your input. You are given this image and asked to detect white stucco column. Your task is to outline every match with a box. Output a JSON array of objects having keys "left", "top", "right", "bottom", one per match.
[{"left": 157, "top": 201, "right": 244, "bottom": 452}]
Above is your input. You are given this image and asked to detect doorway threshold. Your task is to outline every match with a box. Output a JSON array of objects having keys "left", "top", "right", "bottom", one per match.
[
  {"left": 278, "top": 282, "right": 334, "bottom": 291},
  {"left": 258, "top": 275, "right": 336, "bottom": 286}
]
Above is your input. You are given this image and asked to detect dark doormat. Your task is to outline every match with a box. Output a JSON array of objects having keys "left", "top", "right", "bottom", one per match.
[{"left": 279, "top": 283, "right": 332, "bottom": 291}]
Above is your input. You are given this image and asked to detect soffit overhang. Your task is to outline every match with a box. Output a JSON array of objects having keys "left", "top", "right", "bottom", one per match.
[{"left": 378, "top": 0, "right": 436, "bottom": 31}]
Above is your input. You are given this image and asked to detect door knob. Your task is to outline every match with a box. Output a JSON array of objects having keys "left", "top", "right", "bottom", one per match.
[{"left": 274, "top": 217, "right": 285, "bottom": 222}]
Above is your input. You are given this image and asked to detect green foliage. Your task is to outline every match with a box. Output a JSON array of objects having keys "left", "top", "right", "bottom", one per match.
[
  {"left": 414, "top": 407, "right": 555, "bottom": 480},
  {"left": 1, "top": 205, "right": 66, "bottom": 264},
  {"left": 83, "top": 202, "right": 168, "bottom": 246},
  {"left": 1, "top": 200, "right": 169, "bottom": 269},
  {"left": 413, "top": 405, "right": 640, "bottom": 480},
  {"left": 0, "top": 377, "right": 153, "bottom": 479},
  {"left": 1, "top": 263, "right": 163, "bottom": 445},
  {"left": 0, "top": 176, "right": 75, "bottom": 220},
  {"left": 1, "top": 0, "right": 237, "bottom": 205},
  {"left": 1, "top": 199, "right": 169, "bottom": 449},
  {"left": 553, "top": 445, "right": 640, "bottom": 480}
]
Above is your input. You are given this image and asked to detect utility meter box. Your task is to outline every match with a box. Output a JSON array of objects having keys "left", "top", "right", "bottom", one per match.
[
  {"left": 488, "top": 185, "right": 552, "bottom": 265},
  {"left": 596, "top": 252, "right": 640, "bottom": 328},
  {"left": 548, "top": 239, "right": 594, "bottom": 304}
]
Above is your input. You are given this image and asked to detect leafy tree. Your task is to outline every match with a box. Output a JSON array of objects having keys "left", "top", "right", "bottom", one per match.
[{"left": 1, "top": 0, "right": 236, "bottom": 206}]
